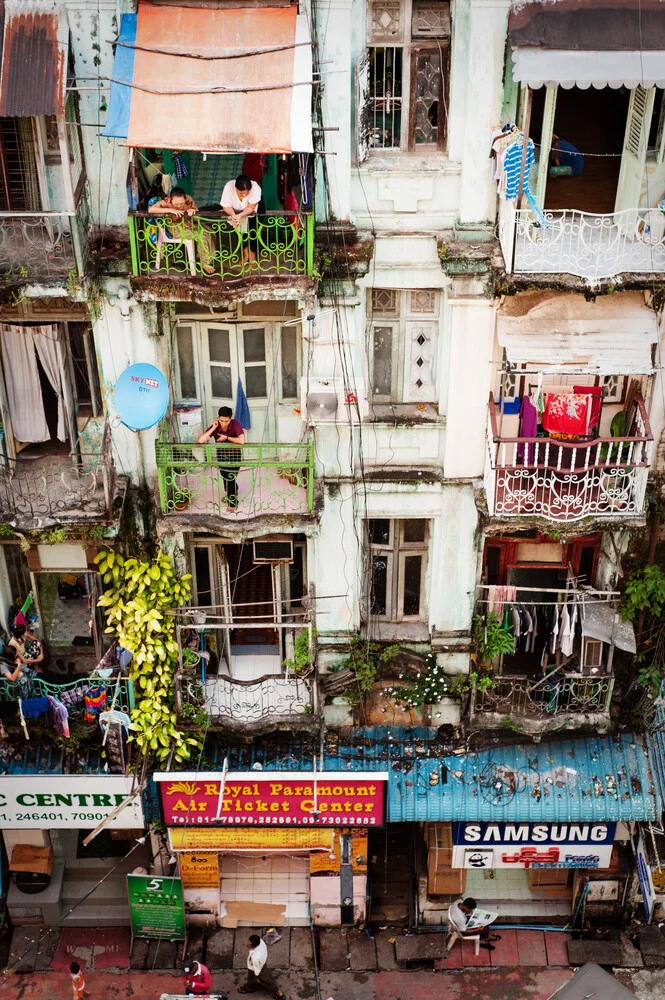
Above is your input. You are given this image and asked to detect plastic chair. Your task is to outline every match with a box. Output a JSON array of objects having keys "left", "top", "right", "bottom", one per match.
[
  {"left": 446, "top": 914, "right": 481, "bottom": 956},
  {"left": 155, "top": 226, "right": 196, "bottom": 275}
]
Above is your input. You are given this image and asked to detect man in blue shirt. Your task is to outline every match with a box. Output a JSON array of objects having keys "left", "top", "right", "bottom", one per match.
[{"left": 550, "top": 134, "right": 584, "bottom": 177}]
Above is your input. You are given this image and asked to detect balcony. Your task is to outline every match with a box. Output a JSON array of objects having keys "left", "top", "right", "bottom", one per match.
[
  {"left": 499, "top": 200, "right": 665, "bottom": 281},
  {"left": 128, "top": 211, "right": 314, "bottom": 283},
  {"left": 470, "top": 673, "right": 614, "bottom": 736},
  {"left": 175, "top": 613, "right": 317, "bottom": 733},
  {"left": 484, "top": 393, "right": 653, "bottom": 522},
  {"left": 0, "top": 674, "right": 134, "bottom": 713},
  {"left": 0, "top": 420, "right": 119, "bottom": 530},
  {"left": 156, "top": 439, "right": 315, "bottom": 522},
  {"left": 0, "top": 210, "right": 85, "bottom": 286}
]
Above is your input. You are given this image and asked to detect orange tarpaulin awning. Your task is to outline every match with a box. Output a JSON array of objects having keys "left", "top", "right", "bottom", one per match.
[{"left": 125, "top": 2, "right": 313, "bottom": 153}]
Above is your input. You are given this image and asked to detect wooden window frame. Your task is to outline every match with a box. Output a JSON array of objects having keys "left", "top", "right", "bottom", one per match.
[
  {"left": 368, "top": 518, "right": 429, "bottom": 622},
  {"left": 368, "top": 289, "right": 440, "bottom": 403},
  {"left": 408, "top": 42, "right": 449, "bottom": 153}
]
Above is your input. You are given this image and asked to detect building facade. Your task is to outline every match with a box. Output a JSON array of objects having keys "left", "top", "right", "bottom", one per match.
[{"left": 0, "top": 0, "right": 664, "bottom": 932}]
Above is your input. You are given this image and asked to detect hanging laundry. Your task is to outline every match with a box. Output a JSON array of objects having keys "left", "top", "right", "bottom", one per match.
[
  {"left": 117, "top": 646, "right": 133, "bottom": 670},
  {"left": 84, "top": 685, "right": 108, "bottom": 723},
  {"left": 560, "top": 604, "right": 574, "bottom": 657},
  {"left": 47, "top": 696, "right": 70, "bottom": 738},
  {"left": 20, "top": 696, "right": 49, "bottom": 718},
  {"left": 60, "top": 684, "right": 89, "bottom": 709},
  {"left": 95, "top": 641, "right": 118, "bottom": 674},
  {"left": 550, "top": 605, "right": 560, "bottom": 654},
  {"left": 517, "top": 395, "right": 538, "bottom": 464},
  {"left": 543, "top": 393, "right": 593, "bottom": 438},
  {"left": 573, "top": 385, "right": 603, "bottom": 432},
  {"left": 172, "top": 152, "right": 189, "bottom": 180},
  {"left": 100, "top": 710, "right": 131, "bottom": 774}
]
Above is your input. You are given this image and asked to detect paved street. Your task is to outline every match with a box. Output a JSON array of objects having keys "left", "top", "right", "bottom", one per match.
[{"left": 1, "top": 967, "right": 663, "bottom": 1000}]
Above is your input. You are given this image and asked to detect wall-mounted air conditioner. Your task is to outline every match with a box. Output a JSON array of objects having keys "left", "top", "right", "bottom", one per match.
[
  {"left": 252, "top": 537, "right": 294, "bottom": 564},
  {"left": 300, "top": 377, "right": 368, "bottom": 423}
]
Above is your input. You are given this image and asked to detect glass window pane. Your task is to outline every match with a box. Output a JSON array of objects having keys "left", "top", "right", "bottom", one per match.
[
  {"left": 371, "top": 555, "right": 388, "bottom": 616},
  {"left": 372, "top": 326, "right": 393, "bottom": 396},
  {"left": 414, "top": 53, "right": 442, "bottom": 146},
  {"left": 369, "top": 518, "right": 390, "bottom": 546},
  {"left": 403, "top": 519, "right": 426, "bottom": 543},
  {"left": 281, "top": 327, "right": 298, "bottom": 399},
  {"left": 369, "top": 46, "right": 403, "bottom": 148},
  {"left": 211, "top": 365, "right": 232, "bottom": 398},
  {"left": 208, "top": 328, "right": 230, "bottom": 363},
  {"left": 194, "top": 547, "right": 212, "bottom": 606},
  {"left": 243, "top": 328, "right": 266, "bottom": 363},
  {"left": 177, "top": 325, "right": 197, "bottom": 398},
  {"left": 245, "top": 365, "right": 267, "bottom": 397},
  {"left": 403, "top": 554, "right": 422, "bottom": 616}
]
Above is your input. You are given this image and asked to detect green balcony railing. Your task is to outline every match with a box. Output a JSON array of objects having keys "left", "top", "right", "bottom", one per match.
[
  {"left": 156, "top": 440, "right": 315, "bottom": 518},
  {"left": 128, "top": 210, "right": 314, "bottom": 280},
  {"left": 0, "top": 674, "right": 134, "bottom": 713}
]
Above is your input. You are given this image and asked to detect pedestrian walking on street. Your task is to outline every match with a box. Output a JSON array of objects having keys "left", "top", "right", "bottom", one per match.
[
  {"left": 182, "top": 956, "right": 212, "bottom": 995},
  {"left": 70, "top": 962, "right": 89, "bottom": 1000},
  {"left": 239, "top": 935, "right": 285, "bottom": 999}
]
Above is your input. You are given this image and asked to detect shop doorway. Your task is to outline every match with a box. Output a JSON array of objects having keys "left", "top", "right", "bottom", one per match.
[{"left": 367, "top": 824, "right": 415, "bottom": 925}]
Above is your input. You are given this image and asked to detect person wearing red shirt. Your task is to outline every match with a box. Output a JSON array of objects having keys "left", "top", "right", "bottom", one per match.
[
  {"left": 182, "top": 956, "right": 212, "bottom": 995},
  {"left": 197, "top": 405, "right": 245, "bottom": 510}
]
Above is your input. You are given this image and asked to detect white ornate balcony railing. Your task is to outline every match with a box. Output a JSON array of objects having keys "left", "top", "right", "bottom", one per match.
[
  {"left": 486, "top": 393, "right": 653, "bottom": 521},
  {"left": 498, "top": 202, "right": 665, "bottom": 280},
  {"left": 472, "top": 674, "right": 614, "bottom": 719}
]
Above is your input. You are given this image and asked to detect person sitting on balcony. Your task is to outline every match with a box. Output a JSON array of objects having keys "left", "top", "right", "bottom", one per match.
[
  {"left": 549, "top": 134, "right": 584, "bottom": 178},
  {"left": 148, "top": 186, "right": 214, "bottom": 274},
  {"left": 7, "top": 624, "right": 44, "bottom": 672},
  {"left": 220, "top": 173, "right": 262, "bottom": 266},
  {"left": 197, "top": 406, "right": 245, "bottom": 511}
]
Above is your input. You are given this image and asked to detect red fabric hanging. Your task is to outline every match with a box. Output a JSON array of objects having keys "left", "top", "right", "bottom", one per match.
[{"left": 573, "top": 385, "right": 603, "bottom": 430}]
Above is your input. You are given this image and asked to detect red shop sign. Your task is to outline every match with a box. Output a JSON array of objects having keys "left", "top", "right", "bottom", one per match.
[{"left": 155, "top": 771, "right": 388, "bottom": 827}]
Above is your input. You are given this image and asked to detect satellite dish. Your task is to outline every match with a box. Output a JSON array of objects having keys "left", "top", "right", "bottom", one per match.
[{"left": 113, "top": 363, "right": 169, "bottom": 431}]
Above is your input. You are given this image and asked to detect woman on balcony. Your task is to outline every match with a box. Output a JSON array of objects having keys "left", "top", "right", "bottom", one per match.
[{"left": 148, "top": 187, "right": 215, "bottom": 274}]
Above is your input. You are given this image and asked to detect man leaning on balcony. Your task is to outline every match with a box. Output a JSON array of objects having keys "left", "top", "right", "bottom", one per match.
[
  {"left": 198, "top": 407, "right": 246, "bottom": 511},
  {"left": 148, "top": 187, "right": 215, "bottom": 274},
  {"left": 221, "top": 174, "right": 262, "bottom": 266}
]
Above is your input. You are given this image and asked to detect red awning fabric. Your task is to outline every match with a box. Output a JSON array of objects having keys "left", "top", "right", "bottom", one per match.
[{"left": 126, "top": 2, "right": 313, "bottom": 153}]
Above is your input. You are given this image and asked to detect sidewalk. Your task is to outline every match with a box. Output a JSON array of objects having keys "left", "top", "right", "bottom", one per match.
[{"left": 0, "top": 966, "right": 658, "bottom": 1000}]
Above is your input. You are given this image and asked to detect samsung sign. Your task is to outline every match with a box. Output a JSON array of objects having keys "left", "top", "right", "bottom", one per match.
[{"left": 452, "top": 822, "right": 616, "bottom": 870}]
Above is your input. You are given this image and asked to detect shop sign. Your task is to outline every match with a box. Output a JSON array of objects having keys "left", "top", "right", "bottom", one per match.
[
  {"left": 180, "top": 852, "right": 219, "bottom": 888},
  {"left": 0, "top": 776, "right": 144, "bottom": 829},
  {"left": 156, "top": 771, "right": 387, "bottom": 827},
  {"left": 169, "top": 826, "right": 335, "bottom": 852},
  {"left": 452, "top": 822, "right": 615, "bottom": 870},
  {"left": 636, "top": 833, "right": 656, "bottom": 924},
  {"left": 127, "top": 875, "right": 186, "bottom": 940}
]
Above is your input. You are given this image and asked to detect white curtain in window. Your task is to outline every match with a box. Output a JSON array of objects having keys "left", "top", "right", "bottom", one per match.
[
  {"left": 0, "top": 324, "right": 49, "bottom": 443},
  {"left": 33, "top": 326, "right": 67, "bottom": 442}
]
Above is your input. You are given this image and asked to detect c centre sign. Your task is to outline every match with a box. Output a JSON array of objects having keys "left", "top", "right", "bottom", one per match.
[{"left": 0, "top": 776, "right": 144, "bottom": 828}]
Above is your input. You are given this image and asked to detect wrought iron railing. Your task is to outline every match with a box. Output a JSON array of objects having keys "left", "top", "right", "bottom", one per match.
[
  {"left": 0, "top": 674, "right": 134, "bottom": 713},
  {"left": 472, "top": 673, "right": 614, "bottom": 719},
  {"left": 0, "top": 211, "right": 81, "bottom": 285},
  {"left": 156, "top": 439, "right": 315, "bottom": 518},
  {"left": 499, "top": 200, "right": 665, "bottom": 280},
  {"left": 179, "top": 671, "right": 315, "bottom": 729},
  {"left": 0, "top": 418, "right": 117, "bottom": 528},
  {"left": 486, "top": 393, "right": 653, "bottom": 521},
  {"left": 128, "top": 210, "right": 314, "bottom": 280}
]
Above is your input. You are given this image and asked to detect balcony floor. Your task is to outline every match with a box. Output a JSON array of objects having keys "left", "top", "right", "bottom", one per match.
[
  {"left": 514, "top": 212, "right": 665, "bottom": 280},
  {"left": 164, "top": 465, "right": 309, "bottom": 520}
]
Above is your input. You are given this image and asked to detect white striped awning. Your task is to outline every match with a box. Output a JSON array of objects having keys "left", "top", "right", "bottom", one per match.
[{"left": 512, "top": 48, "right": 665, "bottom": 89}]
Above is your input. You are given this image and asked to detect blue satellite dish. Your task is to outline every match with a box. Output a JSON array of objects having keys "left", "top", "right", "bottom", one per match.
[{"left": 114, "top": 363, "right": 169, "bottom": 431}]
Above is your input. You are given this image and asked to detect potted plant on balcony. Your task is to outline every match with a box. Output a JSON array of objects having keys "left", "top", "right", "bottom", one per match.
[
  {"left": 472, "top": 611, "right": 515, "bottom": 668},
  {"left": 283, "top": 629, "right": 316, "bottom": 678}
]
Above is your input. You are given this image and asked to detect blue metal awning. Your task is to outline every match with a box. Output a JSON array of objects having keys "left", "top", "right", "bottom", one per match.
[
  {"left": 202, "top": 728, "right": 659, "bottom": 825},
  {"left": 646, "top": 683, "right": 665, "bottom": 820}
]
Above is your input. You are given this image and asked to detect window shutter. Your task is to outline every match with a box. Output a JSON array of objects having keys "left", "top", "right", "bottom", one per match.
[
  {"left": 403, "top": 320, "right": 437, "bottom": 402},
  {"left": 356, "top": 50, "right": 371, "bottom": 164},
  {"left": 614, "top": 86, "right": 655, "bottom": 223}
]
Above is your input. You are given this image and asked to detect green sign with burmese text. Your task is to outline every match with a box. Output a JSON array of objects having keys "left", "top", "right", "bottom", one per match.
[{"left": 127, "top": 874, "right": 186, "bottom": 939}]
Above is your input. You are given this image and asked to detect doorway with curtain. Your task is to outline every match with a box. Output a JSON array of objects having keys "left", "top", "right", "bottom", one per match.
[{"left": 0, "top": 323, "right": 78, "bottom": 462}]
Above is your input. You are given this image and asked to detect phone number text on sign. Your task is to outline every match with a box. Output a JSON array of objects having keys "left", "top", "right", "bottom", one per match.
[{"left": 157, "top": 773, "right": 387, "bottom": 827}]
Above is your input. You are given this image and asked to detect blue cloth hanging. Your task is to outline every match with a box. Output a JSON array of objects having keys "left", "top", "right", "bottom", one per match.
[{"left": 235, "top": 377, "right": 251, "bottom": 430}]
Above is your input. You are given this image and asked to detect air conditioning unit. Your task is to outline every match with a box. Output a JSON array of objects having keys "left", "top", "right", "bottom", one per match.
[
  {"left": 253, "top": 537, "right": 294, "bottom": 564},
  {"left": 300, "top": 377, "right": 368, "bottom": 423}
]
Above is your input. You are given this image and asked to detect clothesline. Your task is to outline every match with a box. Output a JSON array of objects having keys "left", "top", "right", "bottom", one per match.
[
  {"left": 476, "top": 584, "right": 619, "bottom": 596},
  {"left": 477, "top": 598, "right": 613, "bottom": 607}
]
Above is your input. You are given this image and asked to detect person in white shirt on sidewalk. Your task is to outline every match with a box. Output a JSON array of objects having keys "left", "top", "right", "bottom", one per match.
[
  {"left": 239, "top": 935, "right": 285, "bottom": 999},
  {"left": 449, "top": 897, "right": 502, "bottom": 952}
]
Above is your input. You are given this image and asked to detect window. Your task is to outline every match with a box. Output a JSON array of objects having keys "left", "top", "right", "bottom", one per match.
[
  {"left": 68, "top": 322, "right": 102, "bottom": 417},
  {"left": 368, "top": 518, "right": 428, "bottom": 621},
  {"left": 280, "top": 325, "right": 300, "bottom": 400},
  {"left": 369, "top": 288, "right": 439, "bottom": 402},
  {"left": 359, "top": 0, "right": 450, "bottom": 157}
]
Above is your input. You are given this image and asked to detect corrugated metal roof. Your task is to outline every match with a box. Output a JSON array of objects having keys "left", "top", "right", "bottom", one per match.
[
  {"left": 646, "top": 683, "right": 665, "bottom": 815},
  {"left": 509, "top": 0, "right": 665, "bottom": 52},
  {"left": 201, "top": 729, "right": 659, "bottom": 824},
  {"left": 389, "top": 732, "right": 658, "bottom": 824},
  {"left": 0, "top": 1, "right": 68, "bottom": 118}
]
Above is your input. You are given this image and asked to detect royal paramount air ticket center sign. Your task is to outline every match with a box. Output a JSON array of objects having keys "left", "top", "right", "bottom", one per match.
[{"left": 155, "top": 772, "right": 388, "bottom": 827}]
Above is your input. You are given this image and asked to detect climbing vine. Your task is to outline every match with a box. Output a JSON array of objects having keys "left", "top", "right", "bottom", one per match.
[{"left": 95, "top": 550, "right": 201, "bottom": 763}]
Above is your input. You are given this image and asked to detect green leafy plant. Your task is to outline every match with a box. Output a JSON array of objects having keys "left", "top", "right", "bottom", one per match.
[
  {"left": 619, "top": 563, "right": 665, "bottom": 696},
  {"left": 95, "top": 550, "right": 199, "bottom": 764},
  {"left": 179, "top": 701, "right": 209, "bottom": 729},
  {"left": 342, "top": 636, "right": 400, "bottom": 705},
  {"left": 182, "top": 646, "right": 201, "bottom": 667},
  {"left": 0, "top": 524, "right": 14, "bottom": 538},
  {"left": 388, "top": 653, "right": 450, "bottom": 708},
  {"left": 449, "top": 670, "right": 497, "bottom": 698},
  {"left": 622, "top": 564, "right": 665, "bottom": 622},
  {"left": 47, "top": 527, "right": 67, "bottom": 544},
  {"left": 88, "top": 524, "right": 108, "bottom": 541},
  {"left": 472, "top": 612, "right": 514, "bottom": 664},
  {"left": 283, "top": 629, "right": 317, "bottom": 675}
]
